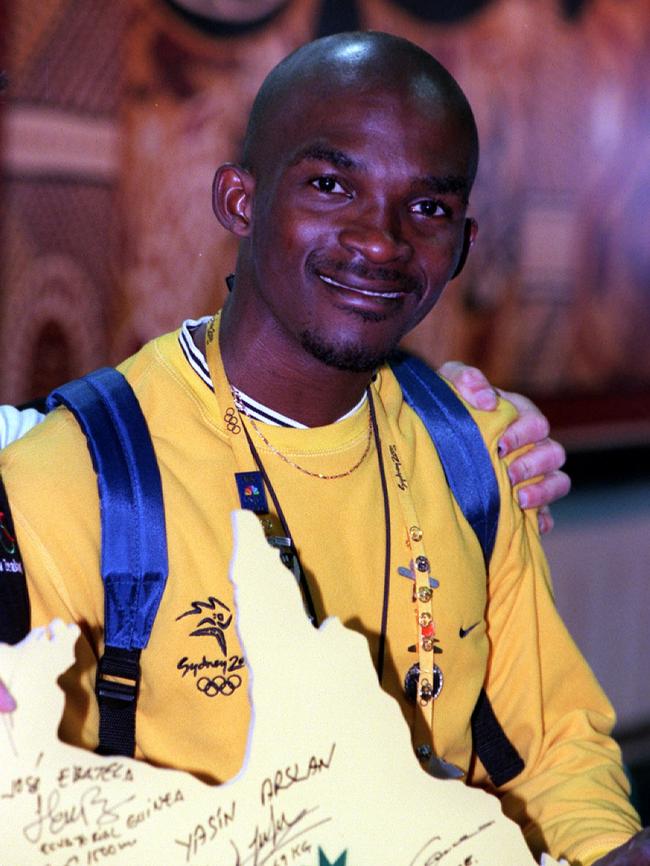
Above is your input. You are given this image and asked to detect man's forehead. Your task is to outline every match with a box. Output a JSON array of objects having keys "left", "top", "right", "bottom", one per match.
[
  {"left": 275, "top": 87, "right": 473, "bottom": 169},
  {"left": 275, "top": 79, "right": 457, "bottom": 145},
  {"left": 279, "top": 70, "right": 448, "bottom": 119}
]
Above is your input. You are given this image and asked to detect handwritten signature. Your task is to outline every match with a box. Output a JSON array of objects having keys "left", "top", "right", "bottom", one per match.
[
  {"left": 408, "top": 820, "right": 495, "bottom": 865},
  {"left": 22, "top": 785, "right": 136, "bottom": 844},
  {"left": 233, "top": 803, "right": 331, "bottom": 866}
]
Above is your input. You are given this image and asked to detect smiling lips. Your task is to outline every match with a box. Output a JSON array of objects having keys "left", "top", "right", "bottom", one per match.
[{"left": 318, "top": 272, "right": 407, "bottom": 300}]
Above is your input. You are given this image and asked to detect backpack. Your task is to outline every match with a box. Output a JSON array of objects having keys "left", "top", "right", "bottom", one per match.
[{"left": 0, "top": 356, "right": 523, "bottom": 785}]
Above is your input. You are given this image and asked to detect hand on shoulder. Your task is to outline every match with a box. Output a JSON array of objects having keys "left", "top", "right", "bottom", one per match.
[{"left": 438, "top": 361, "right": 571, "bottom": 534}]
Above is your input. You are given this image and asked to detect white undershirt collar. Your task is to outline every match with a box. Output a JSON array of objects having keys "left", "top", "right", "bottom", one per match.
[{"left": 178, "top": 317, "right": 367, "bottom": 428}]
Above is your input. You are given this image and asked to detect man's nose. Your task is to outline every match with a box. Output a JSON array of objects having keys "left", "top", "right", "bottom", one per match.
[{"left": 339, "top": 209, "right": 411, "bottom": 263}]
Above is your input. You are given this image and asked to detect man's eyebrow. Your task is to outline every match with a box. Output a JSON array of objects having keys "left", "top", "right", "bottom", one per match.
[
  {"left": 288, "top": 144, "right": 358, "bottom": 170},
  {"left": 417, "top": 175, "right": 470, "bottom": 201}
]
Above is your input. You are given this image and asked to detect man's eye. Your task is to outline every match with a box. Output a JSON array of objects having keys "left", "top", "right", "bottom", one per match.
[
  {"left": 411, "top": 200, "right": 448, "bottom": 218},
  {"left": 311, "top": 176, "right": 346, "bottom": 194}
]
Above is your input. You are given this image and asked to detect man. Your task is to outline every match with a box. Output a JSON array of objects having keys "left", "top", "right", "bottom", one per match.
[{"left": 0, "top": 31, "right": 646, "bottom": 865}]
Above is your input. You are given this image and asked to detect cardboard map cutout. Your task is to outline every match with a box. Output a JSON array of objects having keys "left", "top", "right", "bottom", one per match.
[{"left": 0, "top": 511, "right": 563, "bottom": 866}]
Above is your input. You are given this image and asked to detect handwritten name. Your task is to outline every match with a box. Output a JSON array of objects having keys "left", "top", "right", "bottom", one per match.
[
  {"left": 1, "top": 774, "right": 40, "bottom": 798},
  {"left": 175, "top": 800, "right": 237, "bottom": 862},
  {"left": 57, "top": 762, "right": 134, "bottom": 788},
  {"left": 22, "top": 785, "right": 136, "bottom": 845},
  {"left": 260, "top": 743, "right": 336, "bottom": 806}
]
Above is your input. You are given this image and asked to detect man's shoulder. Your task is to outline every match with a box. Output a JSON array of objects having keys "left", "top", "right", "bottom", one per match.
[
  {"left": 0, "top": 323, "right": 230, "bottom": 519},
  {"left": 380, "top": 358, "right": 526, "bottom": 554},
  {"left": 379, "top": 357, "right": 518, "bottom": 454},
  {"left": 0, "top": 331, "right": 182, "bottom": 502},
  {"left": 450, "top": 384, "right": 518, "bottom": 454},
  {"left": 0, "top": 401, "right": 97, "bottom": 544},
  {"left": 115, "top": 327, "right": 184, "bottom": 393}
]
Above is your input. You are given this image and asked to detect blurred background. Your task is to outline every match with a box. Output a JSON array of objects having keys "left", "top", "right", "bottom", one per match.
[{"left": 1, "top": 0, "right": 649, "bottom": 817}]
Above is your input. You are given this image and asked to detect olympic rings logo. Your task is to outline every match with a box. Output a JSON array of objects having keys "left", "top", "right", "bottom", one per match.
[
  {"left": 224, "top": 407, "right": 241, "bottom": 434},
  {"left": 196, "top": 673, "right": 242, "bottom": 697}
]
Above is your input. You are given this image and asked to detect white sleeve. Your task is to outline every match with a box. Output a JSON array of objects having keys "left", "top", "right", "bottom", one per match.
[{"left": 0, "top": 406, "right": 45, "bottom": 449}]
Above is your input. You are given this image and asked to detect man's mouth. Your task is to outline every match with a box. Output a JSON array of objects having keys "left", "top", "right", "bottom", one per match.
[{"left": 317, "top": 272, "right": 407, "bottom": 300}]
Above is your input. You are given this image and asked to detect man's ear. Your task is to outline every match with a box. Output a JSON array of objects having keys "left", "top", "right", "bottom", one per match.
[
  {"left": 451, "top": 218, "right": 478, "bottom": 279},
  {"left": 212, "top": 163, "right": 255, "bottom": 238}
]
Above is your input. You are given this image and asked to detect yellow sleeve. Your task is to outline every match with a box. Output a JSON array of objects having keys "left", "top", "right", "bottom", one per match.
[
  {"left": 0, "top": 407, "right": 106, "bottom": 751},
  {"left": 468, "top": 402, "right": 641, "bottom": 865}
]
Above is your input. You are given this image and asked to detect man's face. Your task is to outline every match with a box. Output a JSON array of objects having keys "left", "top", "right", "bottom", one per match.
[{"left": 239, "top": 81, "right": 476, "bottom": 373}]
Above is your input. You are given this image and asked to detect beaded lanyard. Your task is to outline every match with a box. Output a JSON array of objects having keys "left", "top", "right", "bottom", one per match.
[
  {"left": 361, "top": 375, "right": 443, "bottom": 723},
  {"left": 382, "top": 431, "right": 443, "bottom": 712}
]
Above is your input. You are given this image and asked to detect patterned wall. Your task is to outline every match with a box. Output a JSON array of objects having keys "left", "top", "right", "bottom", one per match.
[
  {"left": 1, "top": 0, "right": 649, "bottom": 422},
  {"left": 0, "top": 0, "right": 130, "bottom": 403}
]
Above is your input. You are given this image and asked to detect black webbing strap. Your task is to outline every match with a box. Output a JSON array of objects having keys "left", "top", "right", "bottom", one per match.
[
  {"left": 96, "top": 645, "right": 142, "bottom": 757},
  {"left": 471, "top": 687, "right": 525, "bottom": 786},
  {"left": 0, "top": 474, "right": 30, "bottom": 645}
]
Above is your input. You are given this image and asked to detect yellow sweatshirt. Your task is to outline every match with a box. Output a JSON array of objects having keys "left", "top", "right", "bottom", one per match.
[{"left": 0, "top": 321, "right": 640, "bottom": 864}]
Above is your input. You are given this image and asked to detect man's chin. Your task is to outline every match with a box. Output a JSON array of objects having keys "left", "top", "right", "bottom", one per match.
[{"left": 299, "top": 329, "right": 392, "bottom": 374}]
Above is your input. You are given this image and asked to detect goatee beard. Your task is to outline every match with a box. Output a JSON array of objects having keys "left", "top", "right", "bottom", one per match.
[{"left": 299, "top": 328, "right": 391, "bottom": 373}]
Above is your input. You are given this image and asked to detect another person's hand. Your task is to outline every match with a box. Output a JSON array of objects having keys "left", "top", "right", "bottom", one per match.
[
  {"left": 592, "top": 829, "right": 650, "bottom": 865},
  {"left": 0, "top": 678, "right": 16, "bottom": 712},
  {"left": 439, "top": 361, "right": 570, "bottom": 534}
]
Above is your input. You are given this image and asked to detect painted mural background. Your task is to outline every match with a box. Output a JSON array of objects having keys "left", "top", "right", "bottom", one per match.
[{"left": 1, "top": 0, "right": 648, "bottom": 444}]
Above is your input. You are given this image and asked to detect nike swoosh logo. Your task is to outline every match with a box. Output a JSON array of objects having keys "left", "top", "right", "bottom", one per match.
[{"left": 459, "top": 621, "right": 480, "bottom": 638}]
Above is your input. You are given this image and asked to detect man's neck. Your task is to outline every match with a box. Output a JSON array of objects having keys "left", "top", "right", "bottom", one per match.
[{"left": 193, "top": 316, "right": 373, "bottom": 428}]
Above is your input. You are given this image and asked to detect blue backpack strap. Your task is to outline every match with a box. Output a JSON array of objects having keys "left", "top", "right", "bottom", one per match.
[
  {"left": 390, "top": 352, "right": 499, "bottom": 566},
  {"left": 47, "top": 367, "right": 169, "bottom": 757},
  {"left": 390, "top": 353, "right": 524, "bottom": 786}
]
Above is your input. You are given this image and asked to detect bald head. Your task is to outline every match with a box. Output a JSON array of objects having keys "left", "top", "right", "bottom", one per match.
[
  {"left": 214, "top": 31, "right": 482, "bottom": 390},
  {"left": 242, "top": 31, "right": 479, "bottom": 186}
]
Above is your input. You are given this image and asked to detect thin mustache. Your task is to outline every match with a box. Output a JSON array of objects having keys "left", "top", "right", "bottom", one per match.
[{"left": 307, "top": 255, "right": 423, "bottom": 295}]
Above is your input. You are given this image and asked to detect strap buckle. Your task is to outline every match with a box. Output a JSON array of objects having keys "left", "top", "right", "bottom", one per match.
[
  {"left": 95, "top": 646, "right": 141, "bottom": 705},
  {"left": 267, "top": 536, "right": 301, "bottom": 582}
]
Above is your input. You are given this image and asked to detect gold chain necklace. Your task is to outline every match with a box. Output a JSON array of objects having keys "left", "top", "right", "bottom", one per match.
[{"left": 230, "top": 386, "right": 373, "bottom": 480}]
